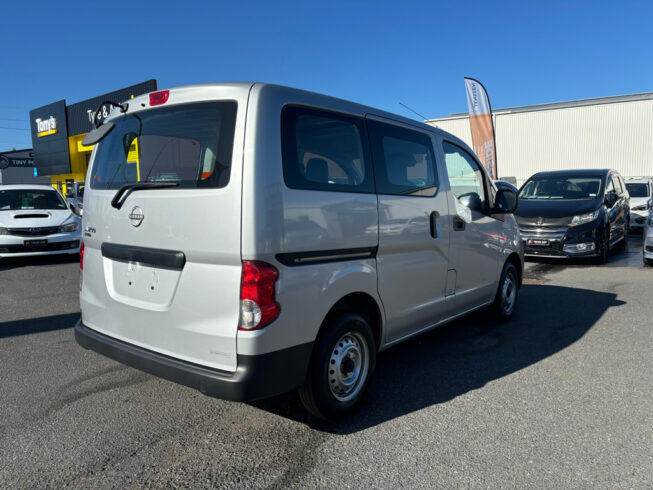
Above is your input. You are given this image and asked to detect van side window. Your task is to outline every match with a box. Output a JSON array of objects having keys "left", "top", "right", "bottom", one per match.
[
  {"left": 281, "top": 106, "right": 373, "bottom": 193},
  {"left": 442, "top": 142, "right": 487, "bottom": 213},
  {"left": 367, "top": 120, "right": 439, "bottom": 196}
]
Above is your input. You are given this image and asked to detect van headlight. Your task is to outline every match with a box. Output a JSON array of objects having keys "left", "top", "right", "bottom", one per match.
[
  {"left": 570, "top": 210, "right": 599, "bottom": 226},
  {"left": 59, "top": 222, "right": 79, "bottom": 233}
]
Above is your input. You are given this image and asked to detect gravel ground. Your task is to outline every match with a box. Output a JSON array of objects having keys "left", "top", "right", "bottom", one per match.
[{"left": 1, "top": 235, "right": 651, "bottom": 488}]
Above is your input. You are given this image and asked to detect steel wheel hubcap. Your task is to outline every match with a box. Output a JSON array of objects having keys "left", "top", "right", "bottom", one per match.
[
  {"left": 328, "top": 331, "right": 369, "bottom": 402},
  {"left": 502, "top": 273, "right": 516, "bottom": 314}
]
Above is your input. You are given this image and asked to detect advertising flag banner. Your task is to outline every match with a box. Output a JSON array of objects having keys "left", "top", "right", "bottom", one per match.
[{"left": 464, "top": 77, "right": 497, "bottom": 179}]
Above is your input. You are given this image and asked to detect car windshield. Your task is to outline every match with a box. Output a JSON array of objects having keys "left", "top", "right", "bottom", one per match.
[
  {"left": 90, "top": 101, "right": 237, "bottom": 190},
  {"left": 0, "top": 189, "right": 67, "bottom": 210},
  {"left": 519, "top": 176, "right": 603, "bottom": 200},
  {"left": 625, "top": 182, "right": 650, "bottom": 198}
]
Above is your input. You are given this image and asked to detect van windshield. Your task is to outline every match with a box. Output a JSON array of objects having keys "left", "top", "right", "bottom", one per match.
[
  {"left": 90, "top": 101, "right": 237, "bottom": 189},
  {"left": 519, "top": 175, "right": 603, "bottom": 200}
]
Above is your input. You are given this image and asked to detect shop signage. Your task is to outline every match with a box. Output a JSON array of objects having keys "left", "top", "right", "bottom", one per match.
[{"left": 35, "top": 116, "right": 58, "bottom": 137}]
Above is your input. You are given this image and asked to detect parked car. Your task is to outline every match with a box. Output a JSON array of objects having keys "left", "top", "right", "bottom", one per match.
[
  {"left": 0, "top": 184, "right": 82, "bottom": 258},
  {"left": 625, "top": 178, "right": 653, "bottom": 230},
  {"left": 515, "top": 169, "right": 629, "bottom": 263},
  {"left": 643, "top": 199, "right": 653, "bottom": 266},
  {"left": 75, "top": 82, "right": 522, "bottom": 419}
]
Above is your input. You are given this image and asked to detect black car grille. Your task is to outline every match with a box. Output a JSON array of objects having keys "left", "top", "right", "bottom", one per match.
[
  {"left": 6, "top": 227, "right": 60, "bottom": 237},
  {"left": 0, "top": 240, "right": 79, "bottom": 254}
]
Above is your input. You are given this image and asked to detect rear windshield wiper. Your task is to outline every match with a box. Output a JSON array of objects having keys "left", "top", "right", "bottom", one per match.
[{"left": 111, "top": 182, "right": 180, "bottom": 210}]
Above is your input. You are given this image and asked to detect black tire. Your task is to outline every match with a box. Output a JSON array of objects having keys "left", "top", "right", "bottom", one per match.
[
  {"left": 596, "top": 228, "right": 610, "bottom": 264},
  {"left": 492, "top": 261, "right": 519, "bottom": 321},
  {"left": 299, "top": 313, "right": 376, "bottom": 420},
  {"left": 620, "top": 214, "right": 629, "bottom": 250},
  {"left": 644, "top": 258, "right": 653, "bottom": 267}
]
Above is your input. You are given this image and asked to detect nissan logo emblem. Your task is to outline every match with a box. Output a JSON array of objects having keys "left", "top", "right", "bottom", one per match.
[{"left": 129, "top": 207, "right": 144, "bottom": 227}]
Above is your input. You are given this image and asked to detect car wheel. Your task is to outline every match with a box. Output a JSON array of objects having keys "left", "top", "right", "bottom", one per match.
[
  {"left": 645, "top": 258, "right": 653, "bottom": 267},
  {"left": 299, "top": 313, "right": 376, "bottom": 420},
  {"left": 596, "top": 228, "right": 610, "bottom": 264},
  {"left": 492, "top": 261, "right": 519, "bottom": 321}
]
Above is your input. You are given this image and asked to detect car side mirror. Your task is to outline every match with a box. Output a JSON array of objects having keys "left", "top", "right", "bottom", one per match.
[
  {"left": 605, "top": 192, "right": 618, "bottom": 208},
  {"left": 493, "top": 188, "right": 518, "bottom": 214},
  {"left": 71, "top": 203, "right": 83, "bottom": 217},
  {"left": 647, "top": 198, "right": 653, "bottom": 210}
]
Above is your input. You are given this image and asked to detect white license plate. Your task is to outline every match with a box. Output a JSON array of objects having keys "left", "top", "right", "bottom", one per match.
[
  {"left": 24, "top": 239, "right": 48, "bottom": 246},
  {"left": 528, "top": 239, "right": 549, "bottom": 246}
]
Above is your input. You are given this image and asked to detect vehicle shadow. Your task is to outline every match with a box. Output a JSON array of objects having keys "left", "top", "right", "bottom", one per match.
[
  {"left": 0, "top": 312, "right": 80, "bottom": 339},
  {"left": 0, "top": 254, "right": 79, "bottom": 271},
  {"left": 251, "top": 284, "right": 625, "bottom": 433}
]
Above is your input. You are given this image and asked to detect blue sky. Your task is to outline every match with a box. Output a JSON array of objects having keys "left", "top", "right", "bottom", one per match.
[{"left": 2, "top": 0, "right": 652, "bottom": 151}]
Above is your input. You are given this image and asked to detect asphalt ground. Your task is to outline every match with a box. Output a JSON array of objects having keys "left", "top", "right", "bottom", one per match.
[{"left": 1, "top": 234, "right": 652, "bottom": 488}]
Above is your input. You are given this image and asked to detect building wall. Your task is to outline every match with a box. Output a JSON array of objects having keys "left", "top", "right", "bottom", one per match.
[
  {"left": 428, "top": 99, "right": 653, "bottom": 186},
  {"left": 0, "top": 167, "right": 50, "bottom": 185}
]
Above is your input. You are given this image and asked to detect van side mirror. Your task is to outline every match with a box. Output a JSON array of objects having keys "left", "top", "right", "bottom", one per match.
[
  {"left": 493, "top": 188, "right": 518, "bottom": 214},
  {"left": 458, "top": 192, "right": 484, "bottom": 213},
  {"left": 605, "top": 192, "right": 618, "bottom": 208}
]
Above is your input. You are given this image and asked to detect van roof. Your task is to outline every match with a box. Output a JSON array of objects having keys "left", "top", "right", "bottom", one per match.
[{"left": 124, "top": 82, "right": 463, "bottom": 145}]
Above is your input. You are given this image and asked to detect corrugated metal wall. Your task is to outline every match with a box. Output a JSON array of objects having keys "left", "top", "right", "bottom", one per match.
[{"left": 428, "top": 99, "right": 653, "bottom": 185}]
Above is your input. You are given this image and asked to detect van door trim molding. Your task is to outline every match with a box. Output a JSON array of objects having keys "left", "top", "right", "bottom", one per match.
[{"left": 276, "top": 246, "right": 377, "bottom": 266}]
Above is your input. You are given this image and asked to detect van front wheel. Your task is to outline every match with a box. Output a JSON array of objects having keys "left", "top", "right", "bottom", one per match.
[
  {"left": 492, "top": 261, "right": 519, "bottom": 321},
  {"left": 299, "top": 313, "right": 376, "bottom": 420}
]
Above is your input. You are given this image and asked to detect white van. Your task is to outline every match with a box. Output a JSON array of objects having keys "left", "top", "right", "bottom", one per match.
[{"left": 75, "top": 83, "right": 522, "bottom": 418}]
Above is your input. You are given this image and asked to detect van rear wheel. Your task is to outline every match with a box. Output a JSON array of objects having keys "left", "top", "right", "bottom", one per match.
[{"left": 299, "top": 313, "right": 376, "bottom": 420}]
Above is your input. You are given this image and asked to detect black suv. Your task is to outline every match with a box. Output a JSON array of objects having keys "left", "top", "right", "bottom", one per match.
[{"left": 515, "top": 169, "right": 629, "bottom": 262}]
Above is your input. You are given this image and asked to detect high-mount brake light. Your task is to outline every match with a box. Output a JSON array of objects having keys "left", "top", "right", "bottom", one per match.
[
  {"left": 239, "top": 261, "right": 280, "bottom": 331},
  {"left": 149, "top": 90, "right": 170, "bottom": 106}
]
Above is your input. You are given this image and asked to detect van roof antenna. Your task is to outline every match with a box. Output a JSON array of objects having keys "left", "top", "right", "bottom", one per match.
[{"left": 399, "top": 102, "right": 427, "bottom": 121}]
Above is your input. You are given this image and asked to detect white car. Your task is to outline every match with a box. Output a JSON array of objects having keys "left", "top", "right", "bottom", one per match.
[
  {"left": 0, "top": 185, "right": 82, "bottom": 258},
  {"left": 643, "top": 200, "right": 653, "bottom": 266},
  {"left": 625, "top": 178, "right": 653, "bottom": 230}
]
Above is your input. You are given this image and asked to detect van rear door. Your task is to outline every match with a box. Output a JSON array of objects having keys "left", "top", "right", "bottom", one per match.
[{"left": 80, "top": 85, "right": 250, "bottom": 373}]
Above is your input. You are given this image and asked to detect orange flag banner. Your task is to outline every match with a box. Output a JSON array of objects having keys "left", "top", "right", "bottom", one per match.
[{"left": 464, "top": 78, "right": 497, "bottom": 179}]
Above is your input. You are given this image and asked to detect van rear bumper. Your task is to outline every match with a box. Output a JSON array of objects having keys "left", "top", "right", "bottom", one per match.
[{"left": 75, "top": 320, "right": 313, "bottom": 402}]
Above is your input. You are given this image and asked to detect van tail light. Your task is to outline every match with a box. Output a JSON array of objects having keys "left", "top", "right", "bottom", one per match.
[
  {"left": 79, "top": 241, "right": 85, "bottom": 291},
  {"left": 149, "top": 90, "right": 169, "bottom": 106},
  {"left": 239, "top": 261, "right": 280, "bottom": 331}
]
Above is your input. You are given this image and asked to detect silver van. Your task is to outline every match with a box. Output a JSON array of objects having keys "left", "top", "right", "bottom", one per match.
[{"left": 75, "top": 83, "right": 522, "bottom": 418}]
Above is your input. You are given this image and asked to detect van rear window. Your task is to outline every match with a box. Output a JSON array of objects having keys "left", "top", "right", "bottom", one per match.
[{"left": 90, "top": 101, "right": 237, "bottom": 189}]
